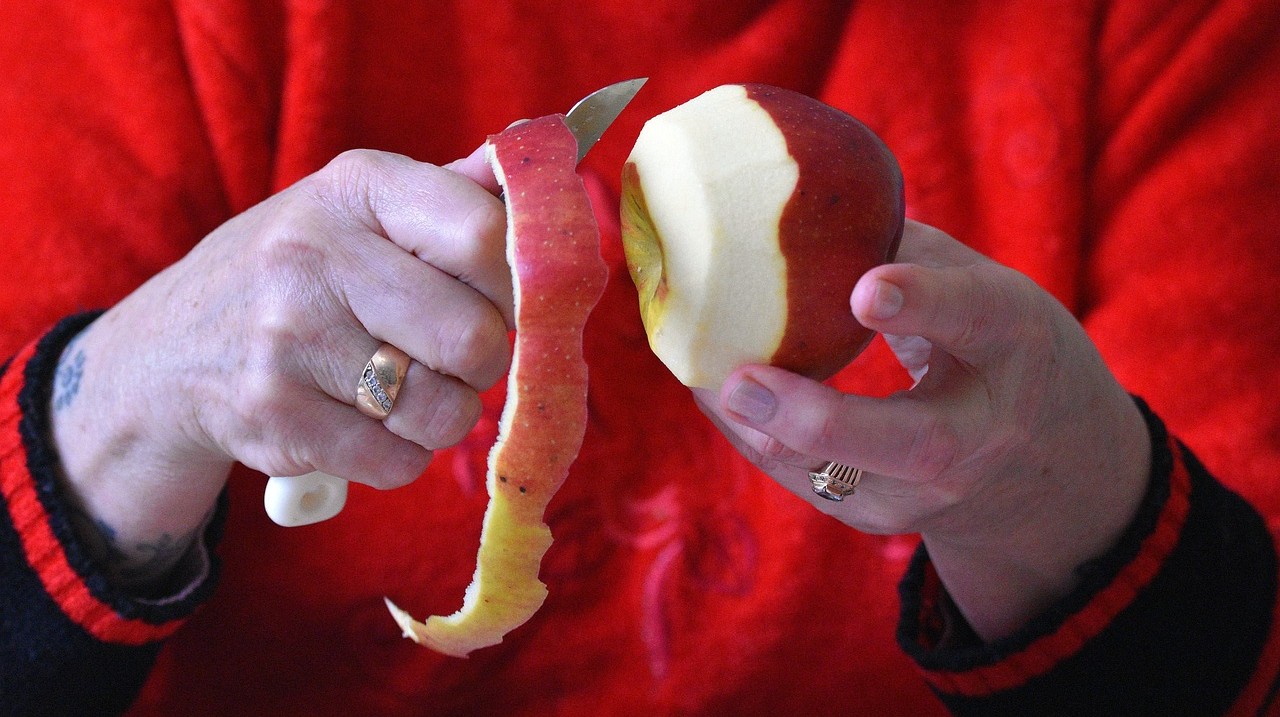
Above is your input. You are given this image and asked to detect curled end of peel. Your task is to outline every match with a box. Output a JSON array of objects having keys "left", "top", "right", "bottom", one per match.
[
  {"left": 383, "top": 597, "right": 488, "bottom": 659},
  {"left": 382, "top": 598, "right": 470, "bottom": 659},
  {"left": 383, "top": 572, "right": 550, "bottom": 659},
  {"left": 381, "top": 498, "right": 555, "bottom": 658}
]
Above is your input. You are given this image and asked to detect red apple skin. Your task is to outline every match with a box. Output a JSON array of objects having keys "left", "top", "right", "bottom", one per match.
[
  {"left": 386, "top": 113, "right": 607, "bottom": 657},
  {"left": 487, "top": 114, "right": 606, "bottom": 518},
  {"left": 744, "top": 84, "right": 905, "bottom": 381}
]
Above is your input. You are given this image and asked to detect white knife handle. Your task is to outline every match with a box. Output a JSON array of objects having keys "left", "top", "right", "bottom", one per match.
[{"left": 264, "top": 472, "right": 348, "bottom": 527}]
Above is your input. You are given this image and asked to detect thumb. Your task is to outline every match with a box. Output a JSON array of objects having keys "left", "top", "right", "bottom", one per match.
[
  {"left": 443, "top": 143, "right": 501, "bottom": 196},
  {"left": 851, "top": 261, "right": 1038, "bottom": 370}
]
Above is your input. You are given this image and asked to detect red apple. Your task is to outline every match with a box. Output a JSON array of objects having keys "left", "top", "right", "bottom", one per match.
[
  {"left": 621, "top": 83, "right": 905, "bottom": 388},
  {"left": 385, "top": 114, "right": 607, "bottom": 658}
]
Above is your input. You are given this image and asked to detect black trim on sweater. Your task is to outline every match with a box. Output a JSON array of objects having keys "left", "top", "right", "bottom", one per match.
[
  {"left": 2, "top": 314, "right": 228, "bottom": 717},
  {"left": 16, "top": 311, "right": 226, "bottom": 624},
  {"left": 897, "top": 397, "right": 1277, "bottom": 715}
]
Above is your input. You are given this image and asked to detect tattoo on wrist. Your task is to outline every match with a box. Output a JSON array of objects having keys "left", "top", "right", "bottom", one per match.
[
  {"left": 53, "top": 337, "right": 86, "bottom": 412},
  {"left": 68, "top": 503, "right": 203, "bottom": 592},
  {"left": 97, "top": 521, "right": 194, "bottom": 584}
]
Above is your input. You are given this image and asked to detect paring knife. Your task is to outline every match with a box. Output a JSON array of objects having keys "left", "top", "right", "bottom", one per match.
[{"left": 264, "top": 77, "right": 648, "bottom": 527}]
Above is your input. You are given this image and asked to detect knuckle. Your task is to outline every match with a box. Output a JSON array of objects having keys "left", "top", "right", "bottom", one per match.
[
  {"left": 324, "top": 148, "right": 385, "bottom": 183},
  {"left": 436, "top": 310, "right": 510, "bottom": 388},
  {"left": 254, "top": 230, "right": 326, "bottom": 289},
  {"left": 927, "top": 265, "right": 1024, "bottom": 358},
  {"left": 805, "top": 394, "right": 856, "bottom": 458},
  {"left": 738, "top": 434, "right": 806, "bottom": 477},
  {"left": 417, "top": 386, "right": 483, "bottom": 449},
  {"left": 1014, "top": 281, "right": 1061, "bottom": 349},
  {"left": 756, "top": 433, "right": 802, "bottom": 466},
  {"left": 458, "top": 198, "right": 507, "bottom": 247},
  {"left": 236, "top": 366, "right": 289, "bottom": 423},
  {"left": 950, "top": 272, "right": 1004, "bottom": 351},
  {"left": 313, "top": 149, "right": 389, "bottom": 220},
  {"left": 248, "top": 201, "right": 336, "bottom": 300},
  {"left": 235, "top": 312, "right": 333, "bottom": 434},
  {"left": 962, "top": 266, "right": 1045, "bottom": 353},
  {"left": 230, "top": 388, "right": 309, "bottom": 473},
  {"left": 905, "top": 413, "right": 960, "bottom": 480},
  {"left": 241, "top": 224, "right": 348, "bottom": 400},
  {"left": 245, "top": 285, "right": 315, "bottom": 365},
  {"left": 238, "top": 441, "right": 311, "bottom": 482},
  {"left": 238, "top": 319, "right": 296, "bottom": 411},
  {"left": 364, "top": 446, "right": 433, "bottom": 490}
]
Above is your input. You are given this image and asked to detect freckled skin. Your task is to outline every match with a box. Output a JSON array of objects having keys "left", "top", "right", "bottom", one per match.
[{"left": 385, "top": 115, "right": 607, "bottom": 657}]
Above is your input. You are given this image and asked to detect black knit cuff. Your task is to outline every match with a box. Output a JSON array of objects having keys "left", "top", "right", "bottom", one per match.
[
  {"left": 16, "top": 312, "right": 227, "bottom": 624},
  {"left": 897, "top": 396, "right": 1277, "bottom": 715}
]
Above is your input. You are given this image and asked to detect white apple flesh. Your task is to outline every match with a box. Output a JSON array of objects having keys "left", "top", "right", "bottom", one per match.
[{"left": 622, "top": 84, "right": 905, "bottom": 388}]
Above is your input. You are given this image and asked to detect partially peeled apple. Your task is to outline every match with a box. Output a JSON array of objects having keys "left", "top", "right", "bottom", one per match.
[
  {"left": 383, "top": 84, "right": 902, "bottom": 658},
  {"left": 621, "top": 84, "right": 906, "bottom": 388}
]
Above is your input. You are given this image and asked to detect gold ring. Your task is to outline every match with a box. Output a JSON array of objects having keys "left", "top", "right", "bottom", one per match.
[
  {"left": 355, "top": 343, "right": 410, "bottom": 420},
  {"left": 809, "top": 461, "right": 863, "bottom": 502}
]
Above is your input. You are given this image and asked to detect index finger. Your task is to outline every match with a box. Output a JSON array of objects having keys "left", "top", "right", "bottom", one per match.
[
  {"left": 716, "top": 365, "right": 962, "bottom": 483},
  {"left": 443, "top": 143, "right": 502, "bottom": 196}
]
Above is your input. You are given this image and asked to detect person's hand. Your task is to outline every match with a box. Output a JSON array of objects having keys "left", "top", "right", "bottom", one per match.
[
  {"left": 50, "top": 146, "right": 510, "bottom": 592},
  {"left": 694, "top": 219, "right": 1152, "bottom": 640}
]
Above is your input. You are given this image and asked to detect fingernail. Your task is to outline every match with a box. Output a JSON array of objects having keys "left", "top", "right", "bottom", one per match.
[
  {"left": 869, "top": 280, "right": 904, "bottom": 321},
  {"left": 727, "top": 377, "right": 777, "bottom": 425}
]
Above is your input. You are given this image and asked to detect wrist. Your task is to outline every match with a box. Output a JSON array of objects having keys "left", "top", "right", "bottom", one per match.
[
  {"left": 919, "top": 392, "right": 1152, "bottom": 641},
  {"left": 45, "top": 313, "right": 231, "bottom": 591}
]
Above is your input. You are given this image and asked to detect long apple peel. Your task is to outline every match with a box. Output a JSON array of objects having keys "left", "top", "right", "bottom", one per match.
[{"left": 385, "top": 115, "right": 607, "bottom": 657}]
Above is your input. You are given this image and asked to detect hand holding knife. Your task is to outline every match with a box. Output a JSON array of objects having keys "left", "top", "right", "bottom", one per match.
[{"left": 264, "top": 78, "right": 647, "bottom": 527}]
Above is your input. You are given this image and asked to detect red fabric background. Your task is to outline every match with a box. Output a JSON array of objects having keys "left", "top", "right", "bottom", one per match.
[{"left": 2, "top": 1, "right": 1277, "bottom": 714}]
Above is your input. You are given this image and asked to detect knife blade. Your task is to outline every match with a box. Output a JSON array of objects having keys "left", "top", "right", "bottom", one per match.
[
  {"left": 564, "top": 77, "right": 647, "bottom": 163},
  {"left": 264, "top": 78, "right": 648, "bottom": 527}
]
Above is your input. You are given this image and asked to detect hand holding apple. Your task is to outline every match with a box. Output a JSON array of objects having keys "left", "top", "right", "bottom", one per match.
[
  {"left": 696, "top": 220, "right": 1153, "bottom": 642},
  {"left": 621, "top": 83, "right": 905, "bottom": 389}
]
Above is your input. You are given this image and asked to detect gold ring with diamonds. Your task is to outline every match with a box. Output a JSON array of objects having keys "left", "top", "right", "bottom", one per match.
[
  {"left": 355, "top": 343, "right": 410, "bottom": 420},
  {"left": 809, "top": 461, "right": 863, "bottom": 502}
]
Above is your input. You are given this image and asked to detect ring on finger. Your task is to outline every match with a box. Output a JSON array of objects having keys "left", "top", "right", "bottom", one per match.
[
  {"left": 809, "top": 461, "right": 863, "bottom": 502},
  {"left": 355, "top": 343, "right": 410, "bottom": 420}
]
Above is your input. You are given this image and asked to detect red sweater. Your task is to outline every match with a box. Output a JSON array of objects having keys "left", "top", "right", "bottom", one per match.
[{"left": 3, "top": 1, "right": 1279, "bottom": 715}]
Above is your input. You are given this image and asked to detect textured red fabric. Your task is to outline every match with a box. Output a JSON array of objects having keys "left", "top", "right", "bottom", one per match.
[{"left": 1, "top": 1, "right": 1278, "bottom": 715}]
